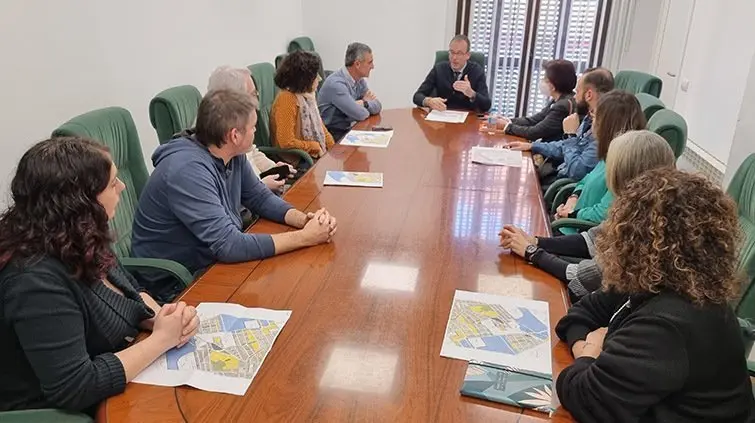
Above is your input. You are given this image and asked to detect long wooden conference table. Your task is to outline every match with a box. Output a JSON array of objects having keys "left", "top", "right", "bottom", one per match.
[{"left": 99, "top": 108, "right": 575, "bottom": 422}]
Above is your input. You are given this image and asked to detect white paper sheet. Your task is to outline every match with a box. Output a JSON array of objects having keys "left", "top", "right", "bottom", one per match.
[
  {"left": 440, "top": 290, "right": 552, "bottom": 376},
  {"left": 341, "top": 130, "right": 394, "bottom": 148},
  {"left": 133, "top": 303, "right": 291, "bottom": 395},
  {"left": 425, "top": 110, "right": 469, "bottom": 123},
  {"left": 324, "top": 171, "right": 383, "bottom": 188},
  {"left": 470, "top": 146, "right": 523, "bottom": 167}
]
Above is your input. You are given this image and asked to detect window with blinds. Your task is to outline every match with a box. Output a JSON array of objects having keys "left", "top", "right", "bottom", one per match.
[{"left": 465, "top": 0, "right": 608, "bottom": 118}]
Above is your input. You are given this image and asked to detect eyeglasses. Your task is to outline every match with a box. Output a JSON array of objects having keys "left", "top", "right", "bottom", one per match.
[{"left": 448, "top": 50, "right": 469, "bottom": 57}]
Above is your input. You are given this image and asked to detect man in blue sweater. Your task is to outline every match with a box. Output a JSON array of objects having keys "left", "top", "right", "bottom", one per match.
[
  {"left": 132, "top": 90, "right": 337, "bottom": 301},
  {"left": 508, "top": 67, "right": 614, "bottom": 185}
]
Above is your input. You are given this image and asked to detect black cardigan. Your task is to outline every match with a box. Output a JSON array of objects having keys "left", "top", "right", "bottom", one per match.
[
  {"left": 556, "top": 290, "right": 754, "bottom": 423},
  {"left": 506, "top": 93, "right": 575, "bottom": 141},
  {"left": 0, "top": 256, "right": 154, "bottom": 413}
]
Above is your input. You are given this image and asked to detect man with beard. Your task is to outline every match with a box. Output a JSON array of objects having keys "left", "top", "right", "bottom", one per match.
[{"left": 508, "top": 67, "right": 614, "bottom": 187}]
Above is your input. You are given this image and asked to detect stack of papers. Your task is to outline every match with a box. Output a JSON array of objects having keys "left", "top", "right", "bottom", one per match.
[
  {"left": 341, "top": 130, "right": 393, "bottom": 148},
  {"left": 324, "top": 171, "right": 384, "bottom": 188},
  {"left": 133, "top": 303, "right": 291, "bottom": 395},
  {"left": 470, "top": 146, "right": 523, "bottom": 167},
  {"left": 425, "top": 110, "right": 469, "bottom": 123}
]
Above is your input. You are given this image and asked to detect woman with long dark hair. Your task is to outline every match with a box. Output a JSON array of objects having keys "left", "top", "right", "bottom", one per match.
[{"left": 0, "top": 137, "right": 198, "bottom": 414}]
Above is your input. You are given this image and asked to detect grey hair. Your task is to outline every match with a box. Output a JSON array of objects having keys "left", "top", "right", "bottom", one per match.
[
  {"left": 345, "top": 42, "right": 372, "bottom": 67},
  {"left": 207, "top": 66, "right": 259, "bottom": 108},
  {"left": 605, "top": 130, "right": 676, "bottom": 194}
]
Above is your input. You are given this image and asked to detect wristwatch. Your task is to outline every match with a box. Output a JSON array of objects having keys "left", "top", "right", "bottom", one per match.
[{"left": 523, "top": 244, "right": 541, "bottom": 263}]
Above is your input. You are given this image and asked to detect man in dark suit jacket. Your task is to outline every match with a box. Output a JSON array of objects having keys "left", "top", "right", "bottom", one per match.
[{"left": 413, "top": 35, "right": 492, "bottom": 112}]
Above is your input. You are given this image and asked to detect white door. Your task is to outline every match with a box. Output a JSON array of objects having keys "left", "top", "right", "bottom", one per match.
[{"left": 653, "top": 0, "right": 695, "bottom": 108}]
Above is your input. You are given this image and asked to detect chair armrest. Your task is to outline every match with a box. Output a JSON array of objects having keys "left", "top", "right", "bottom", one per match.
[
  {"left": 0, "top": 409, "right": 93, "bottom": 423},
  {"left": 543, "top": 178, "right": 576, "bottom": 208},
  {"left": 551, "top": 218, "right": 598, "bottom": 233},
  {"left": 120, "top": 257, "right": 193, "bottom": 288},
  {"left": 257, "top": 146, "right": 315, "bottom": 166},
  {"left": 551, "top": 182, "right": 579, "bottom": 214}
]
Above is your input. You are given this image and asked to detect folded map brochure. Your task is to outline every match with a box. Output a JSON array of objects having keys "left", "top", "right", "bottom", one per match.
[
  {"left": 341, "top": 130, "right": 393, "bottom": 148},
  {"left": 441, "top": 290, "right": 552, "bottom": 375},
  {"left": 133, "top": 303, "right": 291, "bottom": 395},
  {"left": 324, "top": 171, "right": 383, "bottom": 188},
  {"left": 461, "top": 361, "right": 555, "bottom": 414}
]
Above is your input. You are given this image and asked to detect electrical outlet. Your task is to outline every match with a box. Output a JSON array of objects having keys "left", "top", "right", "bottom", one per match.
[{"left": 681, "top": 78, "right": 690, "bottom": 92}]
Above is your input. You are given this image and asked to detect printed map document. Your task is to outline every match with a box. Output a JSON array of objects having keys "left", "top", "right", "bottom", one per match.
[
  {"left": 341, "top": 130, "right": 394, "bottom": 148},
  {"left": 425, "top": 110, "right": 469, "bottom": 123},
  {"left": 471, "top": 146, "right": 523, "bottom": 167},
  {"left": 324, "top": 171, "right": 384, "bottom": 188},
  {"left": 133, "top": 303, "right": 291, "bottom": 395},
  {"left": 441, "top": 290, "right": 552, "bottom": 375}
]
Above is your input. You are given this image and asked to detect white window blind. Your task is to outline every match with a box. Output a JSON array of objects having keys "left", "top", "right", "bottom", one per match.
[
  {"left": 526, "top": 0, "right": 562, "bottom": 116},
  {"left": 466, "top": 0, "right": 607, "bottom": 118},
  {"left": 563, "top": 0, "right": 599, "bottom": 72}
]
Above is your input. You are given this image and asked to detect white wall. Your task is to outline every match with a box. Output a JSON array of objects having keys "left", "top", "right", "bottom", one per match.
[
  {"left": 670, "top": 0, "right": 755, "bottom": 164},
  {"left": 0, "top": 0, "right": 303, "bottom": 204},
  {"left": 603, "top": 0, "right": 663, "bottom": 72},
  {"left": 302, "top": 0, "right": 456, "bottom": 109}
]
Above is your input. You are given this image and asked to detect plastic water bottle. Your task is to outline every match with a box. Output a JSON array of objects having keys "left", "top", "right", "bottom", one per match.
[{"left": 487, "top": 108, "right": 498, "bottom": 135}]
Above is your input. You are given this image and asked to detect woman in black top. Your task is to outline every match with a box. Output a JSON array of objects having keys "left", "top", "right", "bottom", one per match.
[
  {"left": 497, "top": 59, "right": 577, "bottom": 142},
  {"left": 499, "top": 131, "right": 676, "bottom": 302},
  {"left": 555, "top": 169, "right": 754, "bottom": 423},
  {"left": 0, "top": 138, "right": 199, "bottom": 414}
]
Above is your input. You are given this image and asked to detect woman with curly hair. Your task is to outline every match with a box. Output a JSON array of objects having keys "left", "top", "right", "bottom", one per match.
[
  {"left": 271, "top": 50, "right": 335, "bottom": 165},
  {"left": 555, "top": 168, "right": 754, "bottom": 423},
  {"left": 500, "top": 130, "right": 676, "bottom": 301},
  {"left": 0, "top": 138, "right": 199, "bottom": 414}
]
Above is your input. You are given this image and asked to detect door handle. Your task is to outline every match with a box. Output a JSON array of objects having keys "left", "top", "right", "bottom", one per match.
[{"left": 666, "top": 72, "right": 677, "bottom": 77}]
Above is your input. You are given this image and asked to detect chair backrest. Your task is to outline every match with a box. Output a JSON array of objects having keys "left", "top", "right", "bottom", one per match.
[
  {"left": 614, "top": 70, "right": 663, "bottom": 97},
  {"left": 52, "top": 107, "right": 148, "bottom": 258},
  {"left": 435, "top": 50, "right": 486, "bottom": 68},
  {"left": 635, "top": 92, "right": 665, "bottom": 121},
  {"left": 149, "top": 85, "right": 202, "bottom": 144},
  {"left": 728, "top": 154, "right": 755, "bottom": 319},
  {"left": 288, "top": 36, "right": 316, "bottom": 53},
  {"left": 247, "top": 62, "right": 276, "bottom": 148},
  {"left": 647, "top": 109, "right": 687, "bottom": 159}
]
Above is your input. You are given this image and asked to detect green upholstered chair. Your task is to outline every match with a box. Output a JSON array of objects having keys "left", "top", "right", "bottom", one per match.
[
  {"left": 52, "top": 107, "right": 193, "bottom": 287},
  {"left": 636, "top": 92, "right": 665, "bottom": 121},
  {"left": 614, "top": 70, "right": 663, "bottom": 97},
  {"left": 647, "top": 109, "right": 687, "bottom": 159},
  {"left": 247, "top": 62, "right": 314, "bottom": 166},
  {"left": 149, "top": 85, "right": 201, "bottom": 144},
  {"left": 729, "top": 154, "right": 755, "bottom": 320},
  {"left": 287, "top": 36, "right": 316, "bottom": 53},
  {"left": 0, "top": 409, "right": 93, "bottom": 423},
  {"left": 435, "top": 50, "right": 486, "bottom": 68}
]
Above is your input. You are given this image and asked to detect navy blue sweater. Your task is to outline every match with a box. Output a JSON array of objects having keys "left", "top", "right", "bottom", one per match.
[{"left": 132, "top": 137, "right": 293, "bottom": 277}]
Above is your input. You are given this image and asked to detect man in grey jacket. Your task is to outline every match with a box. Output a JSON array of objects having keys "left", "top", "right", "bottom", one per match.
[
  {"left": 132, "top": 90, "right": 337, "bottom": 301},
  {"left": 318, "top": 42, "right": 382, "bottom": 140}
]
